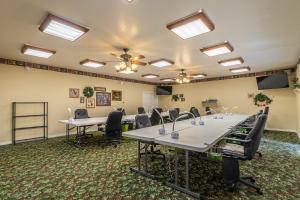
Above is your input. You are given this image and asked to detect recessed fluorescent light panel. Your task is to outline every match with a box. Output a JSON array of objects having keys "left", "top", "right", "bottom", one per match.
[
  {"left": 230, "top": 67, "right": 250, "bottom": 73},
  {"left": 21, "top": 44, "right": 55, "bottom": 58},
  {"left": 218, "top": 57, "right": 244, "bottom": 67},
  {"left": 142, "top": 74, "right": 159, "bottom": 79},
  {"left": 39, "top": 13, "right": 89, "bottom": 41},
  {"left": 149, "top": 59, "right": 174, "bottom": 68},
  {"left": 191, "top": 73, "right": 207, "bottom": 79},
  {"left": 200, "top": 42, "right": 234, "bottom": 57},
  {"left": 80, "top": 59, "right": 106, "bottom": 68},
  {"left": 160, "top": 78, "right": 175, "bottom": 82},
  {"left": 167, "top": 10, "right": 215, "bottom": 39}
]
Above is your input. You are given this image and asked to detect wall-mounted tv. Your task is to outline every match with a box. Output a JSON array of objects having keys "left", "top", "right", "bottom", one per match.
[
  {"left": 256, "top": 73, "right": 289, "bottom": 90},
  {"left": 156, "top": 86, "right": 172, "bottom": 95}
]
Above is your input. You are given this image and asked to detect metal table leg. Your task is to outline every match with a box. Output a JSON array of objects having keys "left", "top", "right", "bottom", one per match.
[
  {"left": 166, "top": 150, "right": 200, "bottom": 199},
  {"left": 130, "top": 140, "right": 161, "bottom": 179}
]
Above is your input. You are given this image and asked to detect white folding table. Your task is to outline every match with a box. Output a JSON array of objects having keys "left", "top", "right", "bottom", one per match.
[{"left": 123, "top": 114, "right": 250, "bottom": 198}]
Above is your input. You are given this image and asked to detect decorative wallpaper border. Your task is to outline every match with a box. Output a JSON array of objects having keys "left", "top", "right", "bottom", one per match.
[
  {"left": 189, "top": 67, "right": 295, "bottom": 84},
  {"left": 0, "top": 57, "right": 157, "bottom": 85},
  {"left": 0, "top": 57, "right": 295, "bottom": 86}
]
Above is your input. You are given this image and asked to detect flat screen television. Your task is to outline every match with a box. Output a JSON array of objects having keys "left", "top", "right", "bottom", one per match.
[
  {"left": 256, "top": 73, "right": 289, "bottom": 90},
  {"left": 156, "top": 86, "right": 172, "bottom": 95}
]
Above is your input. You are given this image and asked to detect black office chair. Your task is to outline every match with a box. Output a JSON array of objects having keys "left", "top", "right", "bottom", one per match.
[
  {"left": 150, "top": 107, "right": 163, "bottom": 125},
  {"left": 135, "top": 114, "right": 165, "bottom": 160},
  {"left": 117, "top": 108, "right": 126, "bottom": 116},
  {"left": 263, "top": 106, "right": 269, "bottom": 115},
  {"left": 98, "top": 111, "right": 123, "bottom": 147},
  {"left": 74, "top": 109, "right": 93, "bottom": 138},
  {"left": 137, "top": 107, "right": 146, "bottom": 114},
  {"left": 205, "top": 107, "right": 212, "bottom": 115},
  {"left": 169, "top": 109, "right": 179, "bottom": 122},
  {"left": 174, "top": 108, "right": 180, "bottom": 114},
  {"left": 190, "top": 107, "right": 201, "bottom": 118},
  {"left": 219, "top": 114, "right": 267, "bottom": 195}
]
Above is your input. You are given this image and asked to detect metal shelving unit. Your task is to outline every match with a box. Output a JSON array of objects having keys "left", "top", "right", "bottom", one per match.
[{"left": 12, "top": 102, "right": 48, "bottom": 145}]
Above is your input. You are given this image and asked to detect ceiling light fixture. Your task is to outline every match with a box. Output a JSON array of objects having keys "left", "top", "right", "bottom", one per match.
[
  {"left": 39, "top": 13, "right": 89, "bottom": 41},
  {"left": 142, "top": 74, "right": 159, "bottom": 79},
  {"left": 160, "top": 78, "right": 175, "bottom": 82},
  {"left": 200, "top": 42, "right": 234, "bottom": 56},
  {"left": 191, "top": 73, "right": 207, "bottom": 79},
  {"left": 21, "top": 44, "right": 56, "bottom": 58},
  {"left": 80, "top": 59, "right": 106, "bottom": 68},
  {"left": 166, "top": 10, "right": 215, "bottom": 39},
  {"left": 218, "top": 57, "right": 244, "bottom": 67},
  {"left": 127, "top": 0, "right": 134, "bottom": 3},
  {"left": 115, "top": 61, "right": 137, "bottom": 74},
  {"left": 149, "top": 59, "right": 174, "bottom": 68},
  {"left": 230, "top": 67, "right": 251, "bottom": 73},
  {"left": 175, "top": 69, "right": 191, "bottom": 84}
]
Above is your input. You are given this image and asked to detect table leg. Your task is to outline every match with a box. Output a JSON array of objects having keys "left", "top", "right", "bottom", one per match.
[
  {"left": 185, "top": 150, "right": 189, "bottom": 190},
  {"left": 144, "top": 143, "right": 149, "bottom": 172},
  {"left": 138, "top": 141, "right": 141, "bottom": 170},
  {"left": 175, "top": 150, "right": 178, "bottom": 185}
]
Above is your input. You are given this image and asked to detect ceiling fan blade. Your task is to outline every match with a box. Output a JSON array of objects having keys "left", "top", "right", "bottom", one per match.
[
  {"left": 131, "top": 60, "right": 147, "bottom": 66},
  {"left": 133, "top": 55, "right": 145, "bottom": 60}
]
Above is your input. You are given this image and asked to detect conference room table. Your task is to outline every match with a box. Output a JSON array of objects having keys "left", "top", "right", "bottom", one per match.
[
  {"left": 58, "top": 111, "right": 184, "bottom": 146},
  {"left": 123, "top": 113, "right": 250, "bottom": 199}
]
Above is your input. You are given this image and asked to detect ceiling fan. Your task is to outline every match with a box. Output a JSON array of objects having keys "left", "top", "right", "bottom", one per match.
[{"left": 109, "top": 48, "right": 147, "bottom": 74}]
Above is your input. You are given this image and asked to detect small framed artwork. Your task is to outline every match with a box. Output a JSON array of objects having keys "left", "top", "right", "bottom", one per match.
[
  {"left": 96, "top": 92, "right": 111, "bottom": 106},
  {"left": 179, "top": 94, "right": 184, "bottom": 98},
  {"left": 181, "top": 97, "right": 185, "bottom": 102},
  {"left": 112, "top": 90, "right": 122, "bottom": 101},
  {"left": 80, "top": 97, "right": 85, "bottom": 104},
  {"left": 94, "top": 87, "right": 106, "bottom": 92},
  {"left": 86, "top": 98, "right": 95, "bottom": 108},
  {"left": 69, "top": 88, "right": 80, "bottom": 98}
]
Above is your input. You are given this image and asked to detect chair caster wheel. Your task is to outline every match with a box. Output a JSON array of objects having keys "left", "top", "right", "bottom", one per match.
[
  {"left": 257, "top": 189, "right": 263, "bottom": 195},
  {"left": 228, "top": 184, "right": 236, "bottom": 192}
]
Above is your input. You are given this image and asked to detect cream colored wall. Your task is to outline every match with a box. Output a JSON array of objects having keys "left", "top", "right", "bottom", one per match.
[
  {"left": 0, "top": 64, "right": 155, "bottom": 144},
  {"left": 159, "top": 76, "right": 297, "bottom": 132}
]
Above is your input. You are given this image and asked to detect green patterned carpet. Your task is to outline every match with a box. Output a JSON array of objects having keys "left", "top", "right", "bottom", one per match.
[{"left": 0, "top": 131, "right": 299, "bottom": 200}]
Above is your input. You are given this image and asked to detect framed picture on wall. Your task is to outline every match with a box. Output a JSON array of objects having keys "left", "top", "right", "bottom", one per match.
[
  {"left": 80, "top": 96, "right": 85, "bottom": 104},
  {"left": 86, "top": 98, "right": 95, "bottom": 108},
  {"left": 69, "top": 88, "right": 80, "bottom": 98},
  {"left": 94, "top": 87, "right": 106, "bottom": 92},
  {"left": 96, "top": 92, "right": 111, "bottom": 106},
  {"left": 112, "top": 90, "right": 122, "bottom": 101}
]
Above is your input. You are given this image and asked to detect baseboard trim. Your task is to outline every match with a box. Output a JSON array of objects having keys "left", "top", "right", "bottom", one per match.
[
  {"left": 265, "top": 127, "right": 297, "bottom": 133},
  {"left": 0, "top": 141, "right": 12, "bottom": 146}
]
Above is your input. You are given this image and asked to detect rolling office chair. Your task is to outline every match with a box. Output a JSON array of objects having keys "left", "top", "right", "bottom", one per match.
[
  {"left": 135, "top": 114, "right": 165, "bottom": 160},
  {"left": 169, "top": 109, "right": 179, "bottom": 122},
  {"left": 219, "top": 114, "right": 267, "bottom": 195},
  {"left": 174, "top": 108, "right": 180, "bottom": 114},
  {"left": 137, "top": 107, "right": 146, "bottom": 114},
  {"left": 117, "top": 108, "right": 126, "bottom": 116},
  {"left": 263, "top": 106, "right": 269, "bottom": 115},
  {"left": 98, "top": 111, "right": 123, "bottom": 147},
  {"left": 150, "top": 107, "right": 163, "bottom": 125},
  {"left": 74, "top": 109, "right": 93, "bottom": 138},
  {"left": 190, "top": 107, "right": 201, "bottom": 118}
]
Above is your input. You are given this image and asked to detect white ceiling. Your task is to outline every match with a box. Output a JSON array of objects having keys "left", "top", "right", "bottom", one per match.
[{"left": 0, "top": 0, "right": 300, "bottom": 83}]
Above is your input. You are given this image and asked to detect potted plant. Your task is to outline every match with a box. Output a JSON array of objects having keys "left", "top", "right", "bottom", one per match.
[
  {"left": 253, "top": 93, "right": 272, "bottom": 107},
  {"left": 172, "top": 94, "right": 179, "bottom": 102}
]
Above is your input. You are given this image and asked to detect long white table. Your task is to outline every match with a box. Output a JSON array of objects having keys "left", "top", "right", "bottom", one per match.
[
  {"left": 123, "top": 114, "right": 250, "bottom": 198},
  {"left": 58, "top": 111, "right": 183, "bottom": 146}
]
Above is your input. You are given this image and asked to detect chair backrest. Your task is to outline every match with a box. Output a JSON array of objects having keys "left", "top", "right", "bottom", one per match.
[
  {"left": 263, "top": 106, "right": 269, "bottom": 115},
  {"left": 135, "top": 114, "right": 151, "bottom": 129},
  {"left": 190, "top": 107, "right": 200, "bottom": 118},
  {"left": 137, "top": 107, "right": 146, "bottom": 114},
  {"left": 105, "top": 111, "right": 123, "bottom": 137},
  {"left": 244, "top": 114, "right": 267, "bottom": 159},
  {"left": 174, "top": 108, "right": 180, "bottom": 114},
  {"left": 205, "top": 107, "right": 212, "bottom": 115},
  {"left": 150, "top": 108, "right": 162, "bottom": 125},
  {"left": 117, "top": 108, "right": 126, "bottom": 116},
  {"left": 169, "top": 109, "right": 179, "bottom": 121},
  {"left": 74, "top": 109, "right": 89, "bottom": 119}
]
